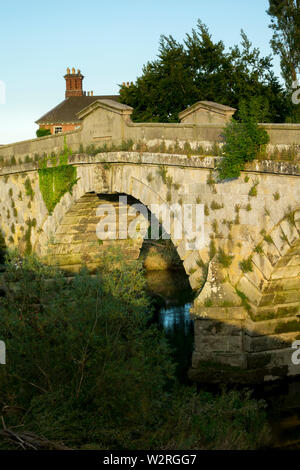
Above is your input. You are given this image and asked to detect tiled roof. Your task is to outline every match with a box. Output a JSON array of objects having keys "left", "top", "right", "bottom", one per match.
[{"left": 36, "top": 95, "right": 119, "bottom": 124}]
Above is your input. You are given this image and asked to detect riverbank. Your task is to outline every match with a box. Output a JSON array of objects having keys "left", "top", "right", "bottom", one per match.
[{"left": 0, "top": 250, "right": 270, "bottom": 450}]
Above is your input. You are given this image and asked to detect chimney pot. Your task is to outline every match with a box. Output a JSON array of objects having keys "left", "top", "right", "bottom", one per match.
[
  {"left": 91, "top": 91, "right": 93, "bottom": 96},
  {"left": 67, "top": 67, "right": 70, "bottom": 74},
  {"left": 127, "top": 82, "right": 129, "bottom": 87},
  {"left": 72, "top": 67, "right": 75, "bottom": 74},
  {"left": 122, "top": 82, "right": 125, "bottom": 86}
]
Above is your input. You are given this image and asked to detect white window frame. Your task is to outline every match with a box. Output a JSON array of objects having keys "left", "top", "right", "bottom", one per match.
[{"left": 54, "top": 126, "right": 63, "bottom": 134}]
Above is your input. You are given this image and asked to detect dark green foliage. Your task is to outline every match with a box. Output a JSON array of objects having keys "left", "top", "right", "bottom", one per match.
[
  {"left": 0, "top": 231, "right": 6, "bottom": 263},
  {"left": 267, "top": 1, "right": 300, "bottom": 121},
  {"left": 0, "top": 250, "right": 269, "bottom": 450},
  {"left": 36, "top": 128, "right": 51, "bottom": 138},
  {"left": 217, "top": 99, "right": 270, "bottom": 180},
  {"left": 267, "top": 0, "right": 300, "bottom": 87},
  {"left": 120, "top": 20, "right": 287, "bottom": 123}
]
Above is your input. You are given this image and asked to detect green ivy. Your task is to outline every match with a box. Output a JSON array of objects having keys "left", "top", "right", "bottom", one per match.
[
  {"left": 39, "top": 165, "right": 78, "bottom": 214},
  {"left": 38, "top": 138, "right": 78, "bottom": 214}
]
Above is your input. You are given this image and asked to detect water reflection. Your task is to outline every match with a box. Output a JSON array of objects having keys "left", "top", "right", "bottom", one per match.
[
  {"left": 159, "top": 302, "right": 192, "bottom": 335},
  {"left": 145, "top": 269, "right": 194, "bottom": 383}
]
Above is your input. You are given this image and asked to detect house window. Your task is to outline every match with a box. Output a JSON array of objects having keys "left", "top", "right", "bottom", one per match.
[{"left": 54, "top": 127, "right": 63, "bottom": 134}]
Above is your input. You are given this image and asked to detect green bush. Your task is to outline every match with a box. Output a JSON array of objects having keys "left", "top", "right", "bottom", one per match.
[
  {"left": 217, "top": 98, "right": 270, "bottom": 180},
  {"left": 36, "top": 128, "right": 51, "bottom": 138},
  {"left": 0, "top": 250, "right": 270, "bottom": 450}
]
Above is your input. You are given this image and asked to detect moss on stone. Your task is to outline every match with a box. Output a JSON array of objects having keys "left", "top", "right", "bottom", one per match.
[
  {"left": 275, "top": 320, "right": 300, "bottom": 334},
  {"left": 39, "top": 164, "right": 78, "bottom": 214}
]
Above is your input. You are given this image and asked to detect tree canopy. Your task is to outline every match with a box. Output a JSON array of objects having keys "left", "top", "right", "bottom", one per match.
[
  {"left": 120, "top": 20, "right": 288, "bottom": 123},
  {"left": 267, "top": 0, "right": 300, "bottom": 86}
]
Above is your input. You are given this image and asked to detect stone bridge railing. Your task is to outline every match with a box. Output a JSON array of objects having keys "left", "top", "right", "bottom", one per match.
[{"left": 1, "top": 98, "right": 300, "bottom": 164}]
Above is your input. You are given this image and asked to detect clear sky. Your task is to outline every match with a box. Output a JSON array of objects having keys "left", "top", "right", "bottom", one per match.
[{"left": 0, "top": 0, "right": 279, "bottom": 144}]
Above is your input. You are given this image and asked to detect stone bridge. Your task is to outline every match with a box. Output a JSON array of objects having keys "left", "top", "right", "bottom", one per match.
[{"left": 1, "top": 150, "right": 300, "bottom": 383}]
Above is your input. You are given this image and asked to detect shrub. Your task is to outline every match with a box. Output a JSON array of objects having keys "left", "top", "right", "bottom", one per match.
[
  {"left": 217, "top": 98, "right": 270, "bottom": 180},
  {"left": 36, "top": 128, "right": 51, "bottom": 138},
  {"left": 0, "top": 250, "right": 270, "bottom": 450}
]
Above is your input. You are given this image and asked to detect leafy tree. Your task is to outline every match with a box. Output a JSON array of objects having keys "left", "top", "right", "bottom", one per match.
[
  {"left": 120, "top": 20, "right": 287, "bottom": 123},
  {"left": 217, "top": 98, "right": 270, "bottom": 180},
  {"left": 267, "top": 0, "right": 300, "bottom": 86},
  {"left": 36, "top": 128, "right": 51, "bottom": 138}
]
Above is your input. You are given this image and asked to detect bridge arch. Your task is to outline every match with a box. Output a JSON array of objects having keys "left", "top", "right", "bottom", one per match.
[
  {"left": 36, "top": 167, "right": 205, "bottom": 288},
  {"left": 1, "top": 153, "right": 300, "bottom": 382}
]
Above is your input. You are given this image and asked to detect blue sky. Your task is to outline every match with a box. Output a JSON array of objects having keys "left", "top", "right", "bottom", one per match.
[{"left": 0, "top": 0, "right": 278, "bottom": 144}]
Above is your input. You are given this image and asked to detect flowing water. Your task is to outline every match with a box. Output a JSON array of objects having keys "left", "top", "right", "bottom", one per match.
[{"left": 145, "top": 268, "right": 300, "bottom": 449}]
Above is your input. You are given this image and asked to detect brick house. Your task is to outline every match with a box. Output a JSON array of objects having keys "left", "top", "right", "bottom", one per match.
[{"left": 36, "top": 68, "right": 119, "bottom": 135}]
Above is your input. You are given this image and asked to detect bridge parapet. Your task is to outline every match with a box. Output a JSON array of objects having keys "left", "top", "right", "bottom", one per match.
[{"left": 1, "top": 97, "right": 300, "bottom": 163}]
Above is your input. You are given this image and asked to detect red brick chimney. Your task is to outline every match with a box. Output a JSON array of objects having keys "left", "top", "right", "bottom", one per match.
[{"left": 64, "top": 67, "right": 84, "bottom": 98}]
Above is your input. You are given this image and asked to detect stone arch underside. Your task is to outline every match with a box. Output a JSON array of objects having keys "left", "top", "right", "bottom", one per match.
[
  {"left": 43, "top": 189, "right": 203, "bottom": 288},
  {"left": 38, "top": 164, "right": 206, "bottom": 286},
  {"left": 45, "top": 192, "right": 147, "bottom": 273}
]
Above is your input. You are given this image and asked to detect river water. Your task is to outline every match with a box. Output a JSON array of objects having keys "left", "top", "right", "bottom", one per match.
[
  {"left": 145, "top": 269, "right": 194, "bottom": 383},
  {"left": 145, "top": 268, "right": 300, "bottom": 449}
]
